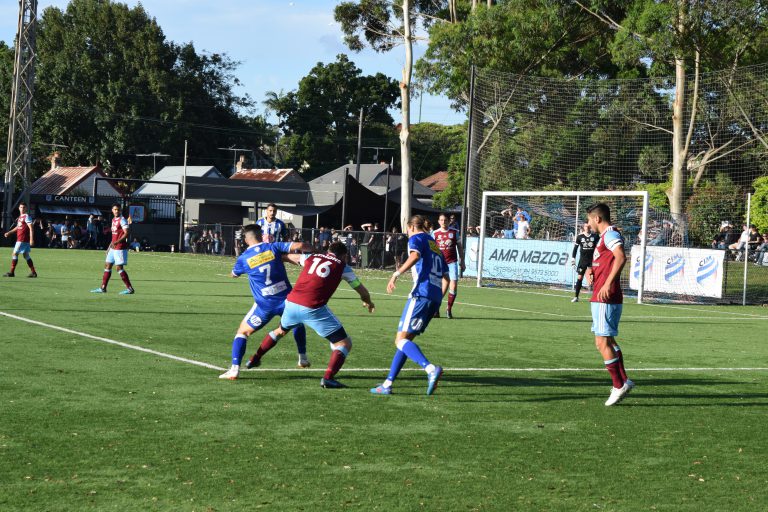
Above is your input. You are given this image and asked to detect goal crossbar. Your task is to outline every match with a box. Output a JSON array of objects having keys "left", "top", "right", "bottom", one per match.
[{"left": 477, "top": 190, "right": 650, "bottom": 304}]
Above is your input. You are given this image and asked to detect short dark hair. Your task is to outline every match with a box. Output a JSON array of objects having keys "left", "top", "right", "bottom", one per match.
[
  {"left": 19, "top": 201, "right": 27, "bottom": 207},
  {"left": 266, "top": 203, "right": 277, "bottom": 209},
  {"left": 111, "top": 203, "right": 121, "bottom": 210},
  {"left": 586, "top": 203, "right": 611, "bottom": 223},
  {"left": 329, "top": 241, "right": 347, "bottom": 258},
  {"left": 242, "top": 224, "right": 262, "bottom": 240}
]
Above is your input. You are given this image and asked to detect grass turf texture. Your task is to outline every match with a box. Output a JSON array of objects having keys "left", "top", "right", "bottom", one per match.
[{"left": 1, "top": 249, "right": 767, "bottom": 511}]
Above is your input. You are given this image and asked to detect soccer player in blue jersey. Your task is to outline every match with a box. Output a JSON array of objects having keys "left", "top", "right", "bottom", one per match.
[
  {"left": 371, "top": 215, "right": 449, "bottom": 395},
  {"left": 219, "top": 224, "right": 310, "bottom": 380},
  {"left": 255, "top": 203, "right": 288, "bottom": 243}
]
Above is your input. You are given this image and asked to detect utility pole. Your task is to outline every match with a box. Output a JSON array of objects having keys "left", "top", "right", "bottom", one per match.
[
  {"left": 354, "top": 107, "right": 364, "bottom": 181},
  {"left": 3, "top": 0, "right": 38, "bottom": 231},
  {"left": 135, "top": 152, "right": 170, "bottom": 175},
  {"left": 178, "top": 140, "right": 188, "bottom": 252}
]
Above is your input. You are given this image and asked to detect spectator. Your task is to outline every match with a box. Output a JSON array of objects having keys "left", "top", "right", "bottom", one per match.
[
  {"left": 349, "top": 237, "right": 359, "bottom": 266},
  {"left": 754, "top": 233, "right": 768, "bottom": 266},
  {"left": 466, "top": 226, "right": 476, "bottom": 237},
  {"left": 129, "top": 237, "right": 141, "bottom": 252},
  {"left": 729, "top": 224, "right": 750, "bottom": 260},
  {"left": 141, "top": 237, "right": 152, "bottom": 252},
  {"left": 712, "top": 223, "right": 731, "bottom": 249},
  {"left": 318, "top": 226, "right": 332, "bottom": 250},
  {"left": 233, "top": 226, "right": 243, "bottom": 257},
  {"left": 515, "top": 214, "right": 531, "bottom": 239},
  {"left": 649, "top": 220, "right": 673, "bottom": 246},
  {"left": 448, "top": 214, "right": 459, "bottom": 231},
  {"left": 60, "top": 221, "right": 71, "bottom": 248},
  {"left": 213, "top": 231, "right": 221, "bottom": 255},
  {"left": 502, "top": 228, "right": 515, "bottom": 239}
]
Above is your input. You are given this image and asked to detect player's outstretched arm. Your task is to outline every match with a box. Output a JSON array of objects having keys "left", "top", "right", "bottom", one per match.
[
  {"left": 288, "top": 241, "right": 312, "bottom": 253},
  {"left": 281, "top": 253, "right": 303, "bottom": 266},
  {"left": 353, "top": 283, "right": 375, "bottom": 313},
  {"left": 387, "top": 251, "right": 420, "bottom": 293}
]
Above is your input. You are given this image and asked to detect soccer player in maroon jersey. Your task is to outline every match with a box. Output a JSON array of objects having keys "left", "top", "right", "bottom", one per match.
[
  {"left": 3, "top": 202, "right": 37, "bottom": 278},
  {"left": 433, "top": 213, "right": 464, "bottom": 318},
  {"left": 91, "top": 204, "right": 135, "bottom": 295},
  {"left": 585, "top": 203, "right": 634, "bottom": 406},
  {"left": 245, "top": 241, "right": 375, "bottom": 389}
]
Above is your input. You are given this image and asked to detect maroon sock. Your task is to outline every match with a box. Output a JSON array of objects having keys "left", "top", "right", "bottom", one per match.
[
  {"left": 447, "top": 290, "right": 456, "bottom": 310},
  {"left": 119, "top": 269, "right": 133, "bottom": 290},
  {"left": 605, "top": 361, "right": 624, "bottom": 388},
  {"left": 101, "top": 269, "right": 112, "bottom": 290},
  {"left": 10, "top": 258, "right": 18, "bottom": 273},
  {"left": 26, "top": 259, "right": 36, "bottom": 273},
  {"left": 324, "top": 350, "right": 347, "bottom": 380},
  {"left": 254, "top": 332, "right": 278, "bottom": 361},
  {"left": 610, "top": 344, "right": 628, "bottom": 381}
]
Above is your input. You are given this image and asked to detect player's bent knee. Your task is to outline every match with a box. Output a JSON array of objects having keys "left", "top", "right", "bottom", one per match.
[{"left": 326, "top": 326, "right": 348, "bottom": 344}]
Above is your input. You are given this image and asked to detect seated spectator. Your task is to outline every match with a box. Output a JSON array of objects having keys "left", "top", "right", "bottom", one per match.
[
  {"left": 141, "top": 237, "right": 152, "bottom": 252},
  {"left": 712, "top": 223, "right": 731, "bottom": 249},
  {"left": 729, "top": 224, "right": 749, "bottom": 252},
  {"left": 754, "top": 233, "right": 768, "bottom": 266},
  {"left": 649, "top": 220, "right": 673, "bottom": 246},
  {"left": 466, "top": 226, "right": 476, "bottom": 237},
  {"left": 129, "top": 237, "right": 141, "bottom": 252},
  {"left": 502, "top": 228, "right": 515, "bottom": 239}
]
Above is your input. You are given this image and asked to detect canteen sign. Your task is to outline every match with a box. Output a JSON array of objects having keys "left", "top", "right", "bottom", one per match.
[
  {"left": 464, "top": 237, "right": 576, "bottom": 286},
  {"left": 629, "top": 246, "right": 724, "bottom": 298}
]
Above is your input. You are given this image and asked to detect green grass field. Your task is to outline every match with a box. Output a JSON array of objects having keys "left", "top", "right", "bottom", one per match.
[{"left": 1, "top": 249, "right": 767, "bottom": 511}]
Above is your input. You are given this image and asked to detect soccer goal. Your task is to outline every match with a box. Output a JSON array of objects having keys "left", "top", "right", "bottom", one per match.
[{"left": 467, "top": 191, "right": 651, "bottom": 303}]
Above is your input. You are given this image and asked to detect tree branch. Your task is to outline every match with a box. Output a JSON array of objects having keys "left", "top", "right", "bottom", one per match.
[{"left": 622, "top": 114, "right": 673, "bottom": 134}]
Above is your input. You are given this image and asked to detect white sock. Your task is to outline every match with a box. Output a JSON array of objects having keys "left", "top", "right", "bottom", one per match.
[
  {"left": 425, "top": 364, "right": 436, "bottom": 374},
  {"left": 382, "top": 379, "right": 393, "bottom": 388}
]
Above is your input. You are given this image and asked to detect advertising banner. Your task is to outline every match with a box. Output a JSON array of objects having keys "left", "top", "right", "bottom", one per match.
[
  {"left": 464, "top": 237, "right": 576, "bottom": 286},
  {"left": 628, "top": 246, "right": 724, "bottom": 298}
]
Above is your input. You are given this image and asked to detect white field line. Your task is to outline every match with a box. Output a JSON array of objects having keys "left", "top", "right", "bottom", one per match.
[
  {"left": 0, "top": 311, "right": 226, "bottom": 371},
  {"left": 334, "top": 288, "right": 768, "bottom": 320},
  {"left": 2, "top": 311, "right": 766, "bottom": 373}
]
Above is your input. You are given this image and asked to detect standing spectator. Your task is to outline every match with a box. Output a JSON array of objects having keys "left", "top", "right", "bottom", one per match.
[
  {"left": 318, "top": 226, "right": 332, "bottom": 250},
  {"left": 61, "top": 221, "right": 71, "bottom": 248},
  {"left": 232, "top": 227, "right": 243, "bottom": 256},
  {"left": 85, "top": 215, "right": 98, "bottom": 249},
  {"left": 448, "top": 214, "right": 460, "bottom": 231},
  {"left": 213, "top": 231, "right": 222, "bottom": 255},
  {"left": 349, "top": 237, "right": 360, "bottom": 266},
  {"left": 514, "top": 214, "right": 530, "bottom": 239},
  {"left": 367, "top": 223, "right": 384, "bottom": 268},
  {"left": 184, "top": 228, "right": 192, "bottom": 253}
]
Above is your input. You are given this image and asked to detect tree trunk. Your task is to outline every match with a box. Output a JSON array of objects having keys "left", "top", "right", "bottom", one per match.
[
  {"left": 399, "top": 0, "right": 413, "bottom": 231},
  {"left": 669, "top": 5, "right": 687, "bottom": 222}
]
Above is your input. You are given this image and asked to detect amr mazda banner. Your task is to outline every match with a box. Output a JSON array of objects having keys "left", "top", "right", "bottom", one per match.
[
  {"left": 628, "top": 246, "right": 725, "bottom": 298},
  {"left": 463, "top": 237, "right": 576, "bottom": 286}
]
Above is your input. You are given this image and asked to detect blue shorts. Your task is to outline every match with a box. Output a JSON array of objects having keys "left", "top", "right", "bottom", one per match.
[
  {"left": 280, "top": 300, "right": 346, "bottom": 342},
  {"left": 591, "top": 302, "right": 623, "bottom": 337},
  {"left": 13, "top": 242, "right": 31, "bottom": 255},
  {"left": 242, "top": 302, "right": 284, "bottom": 331},
  {"left": 106, "top": 249, "right": 128, "bottom": 266},
  {"left": 447, "top": 261, "right": 459, "bottom": 281},
  {"left": 398, "top": 297, "right": 439, "bottom": 335}
]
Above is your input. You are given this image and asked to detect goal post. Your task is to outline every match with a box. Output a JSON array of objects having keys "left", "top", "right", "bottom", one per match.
[{"left": 473, "top": 191, "right": 650, "bottom": 304}]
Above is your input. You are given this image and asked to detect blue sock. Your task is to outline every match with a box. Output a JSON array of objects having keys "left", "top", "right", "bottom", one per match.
[
  {"left": 293, "top": 325, "right": 307, "bottom": 356},
  {"left": 232, "top": 334, "right": 247, "bottom": 365},
  {"left": 399, "top": 340, "right": 430, "bottom": 369},
  {"left": 386, "top": 349, "right": 408, "bottom": 382}
]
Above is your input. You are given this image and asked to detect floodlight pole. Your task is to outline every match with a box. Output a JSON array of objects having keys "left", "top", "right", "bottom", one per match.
[
  {"left": 3, "top": 0, "right": 38, "bottom": 231},
  {"left": 354, "top": 107, "right": 364, "bottom": 181}
]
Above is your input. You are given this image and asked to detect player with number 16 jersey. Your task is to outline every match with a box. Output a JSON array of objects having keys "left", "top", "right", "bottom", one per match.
[{"left": 245, "top": 241, "right": 375, "bottom": 389}]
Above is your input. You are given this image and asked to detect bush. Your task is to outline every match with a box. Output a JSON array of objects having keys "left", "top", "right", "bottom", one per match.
[{"left": 686, "top": 174, "right": 743, "bottom": 247}]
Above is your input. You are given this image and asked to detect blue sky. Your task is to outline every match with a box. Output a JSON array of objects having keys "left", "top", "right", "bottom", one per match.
[{"left": 0, "top": 0, "right": 466, "bottom": 126}]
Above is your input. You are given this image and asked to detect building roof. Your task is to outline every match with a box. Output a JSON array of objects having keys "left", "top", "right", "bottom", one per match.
[
  {"left": 134, "top": 166, "right": 223, "bottom": 196},
  {"left": 310, "top": 163, "right": 390, "bottom": 187},
  {"left": 419, "top": 171, "right": 449, "bottom": 192},
  {"left": 230, "top": 168, "right": 301, "bottom": 183},
  {"left": 29, "top": 166, "right": 119, "bottom": 196},
  {"left": 309, "top": 163, "right": 434, "bottom": 197}
]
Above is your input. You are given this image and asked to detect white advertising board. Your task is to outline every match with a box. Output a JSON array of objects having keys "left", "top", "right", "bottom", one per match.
[
  {"left": 464, "top": 237, "right": 576, "bottom": 286},
  {"left": 628, "top": 246, "right": 724, "bottom": 298}
]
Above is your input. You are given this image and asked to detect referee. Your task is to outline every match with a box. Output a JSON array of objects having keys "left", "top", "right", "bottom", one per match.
[{"left": 571, "top": 222, "right": 600, "bottom": 302}]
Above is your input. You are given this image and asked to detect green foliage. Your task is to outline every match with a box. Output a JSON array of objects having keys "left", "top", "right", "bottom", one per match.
[
  {"left": 686, "top": 173, "right": 743, "bottom": 246},
  {"left": 0, "top": 41, "right": 13, "bottom": 165},
  {"left": 266, "top": 54, "right": 400, "bottom": 176},
  {"left": 431, "top": 148, "right": 466, "bottom": 210},
  {"left": 750, "top": 176, "right": 768, "bottom": 233},
  {"left": 410, "top": 122, "right": 465, "bottom": 180},
  {"left": 636, "top": 181, "right": 671, "bottom": 210},
  {"left": 31, "top": 0, "right": 260, "bottom": 178}
]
